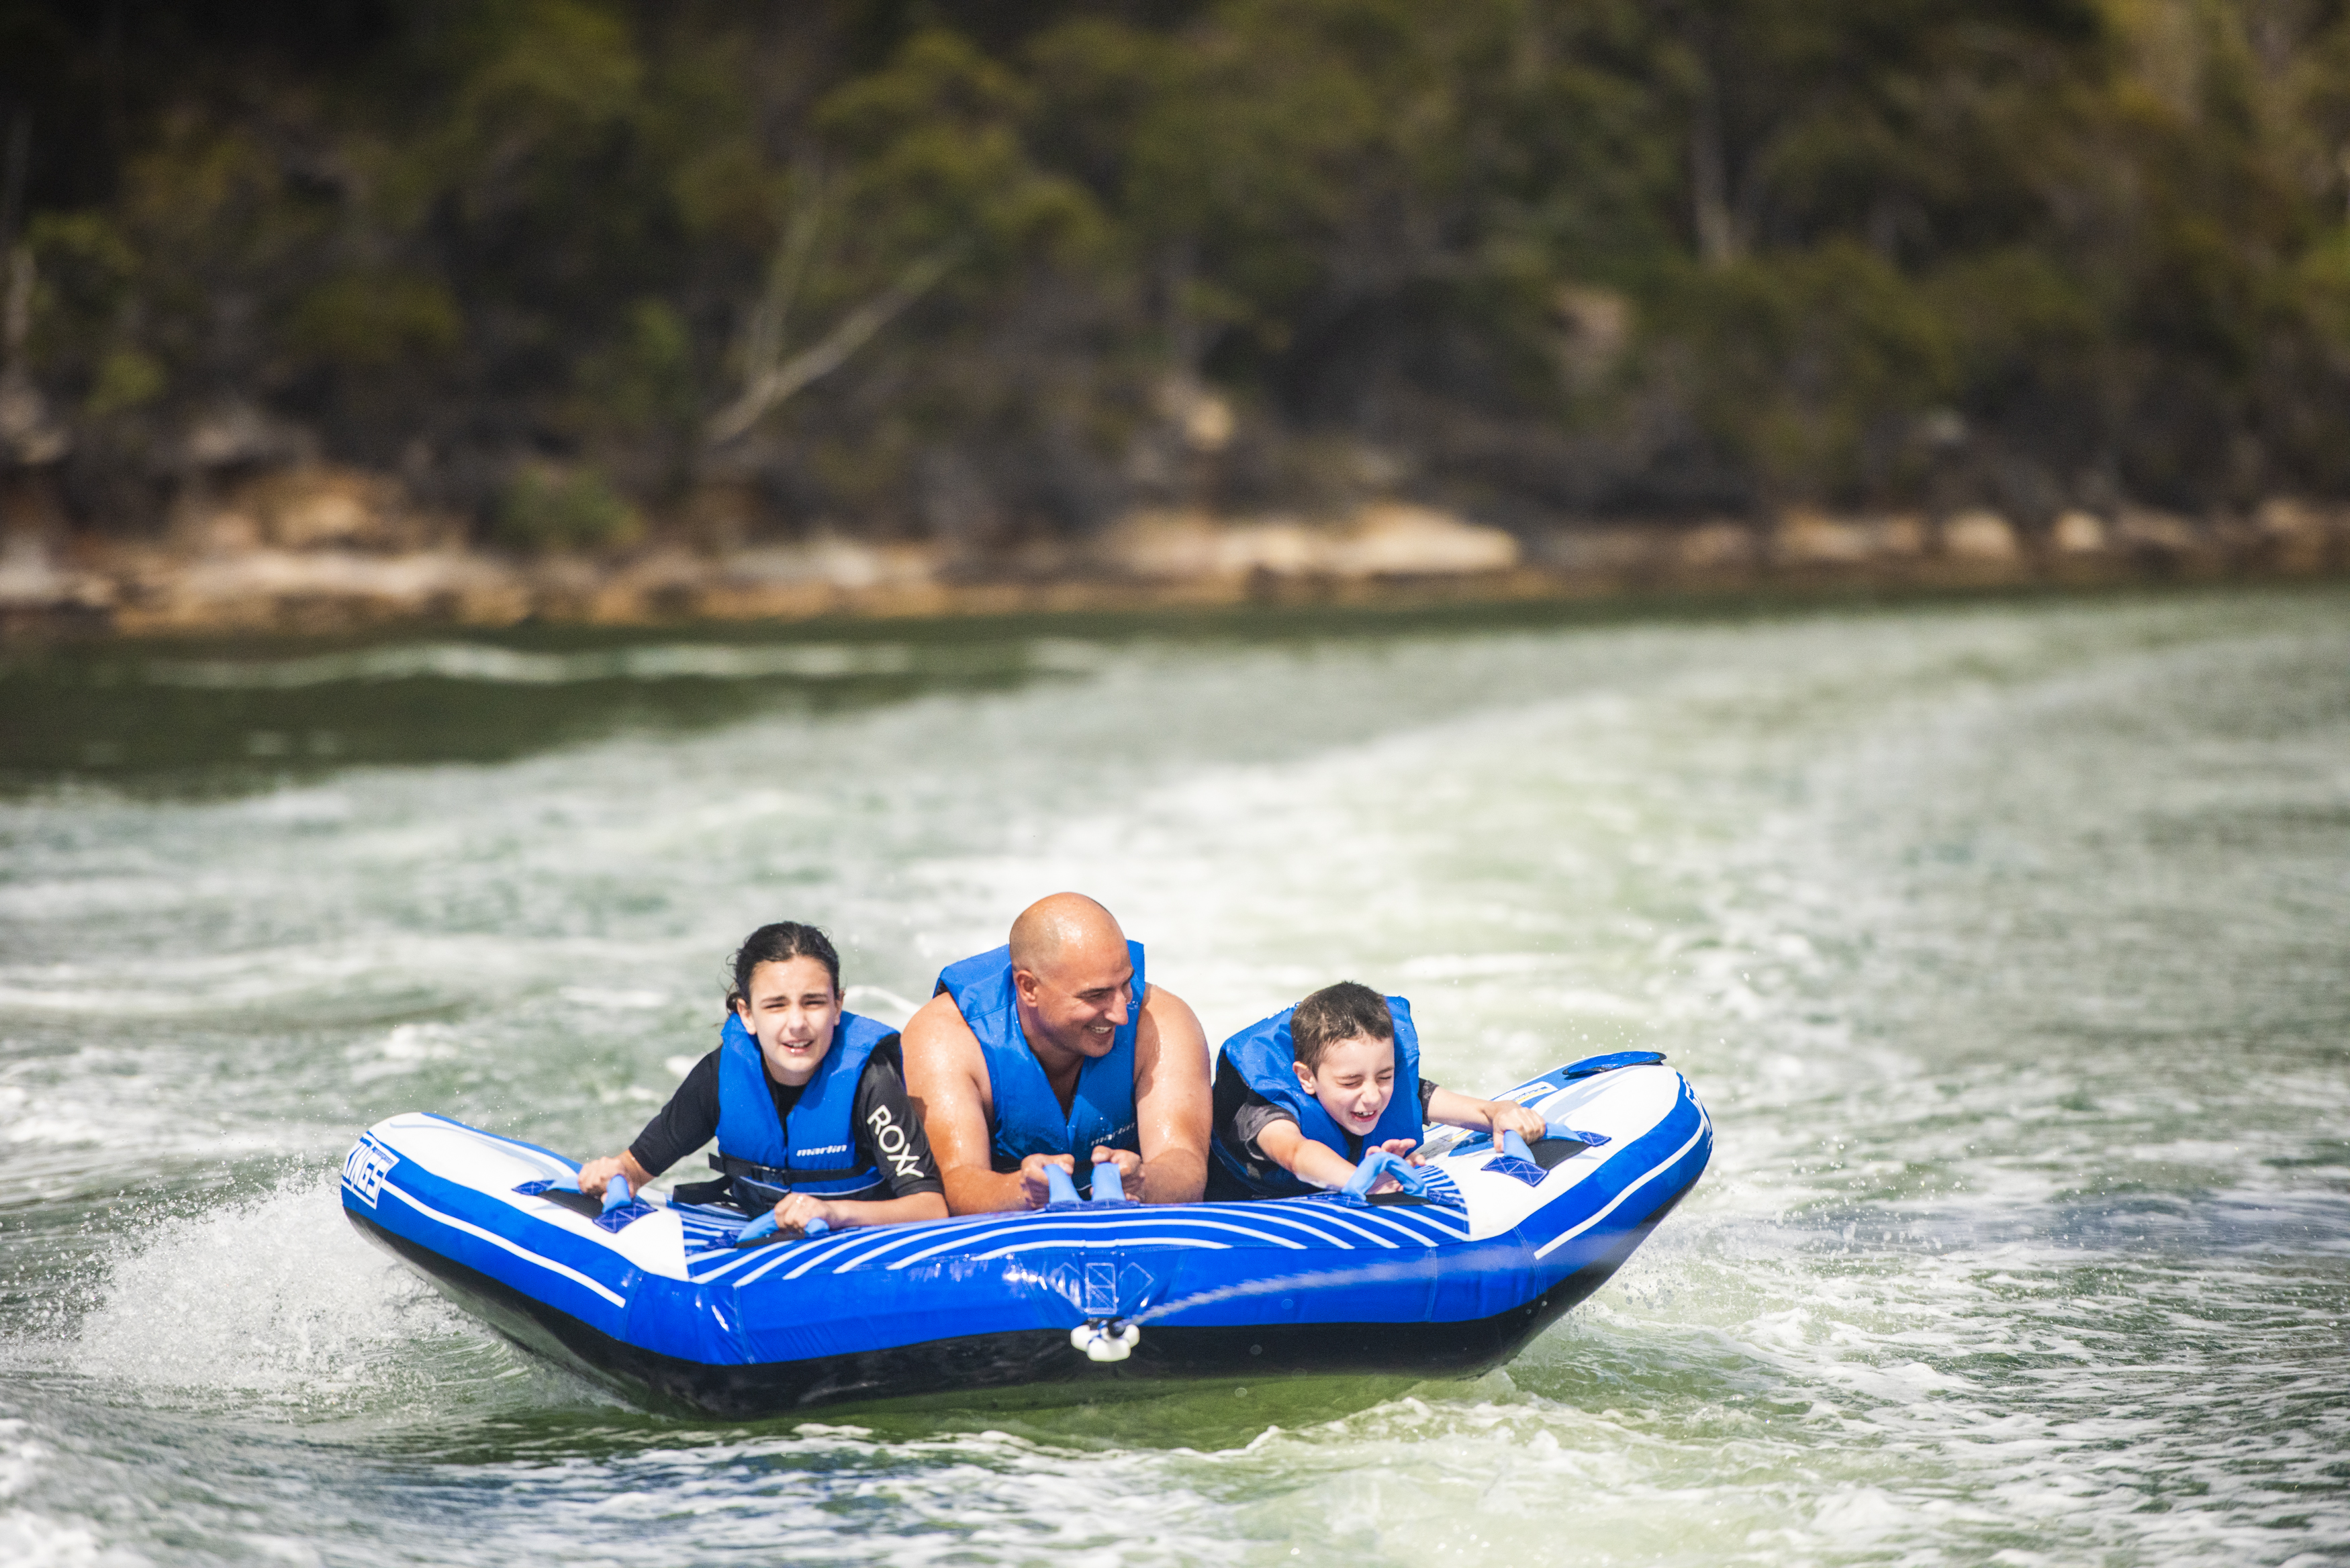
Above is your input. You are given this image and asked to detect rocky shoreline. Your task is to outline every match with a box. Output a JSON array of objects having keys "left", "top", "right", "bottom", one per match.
[{"left": 2, "top": 465, "right": 2345, "bottom": 641}]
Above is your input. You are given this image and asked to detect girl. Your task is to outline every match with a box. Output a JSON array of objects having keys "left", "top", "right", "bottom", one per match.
[{"left": 578, "top": 923, "right": 946, "bottom": 1234}]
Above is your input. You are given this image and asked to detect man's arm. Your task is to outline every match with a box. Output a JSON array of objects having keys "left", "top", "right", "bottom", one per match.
[
  {"left": 1125, "top": 984, "right": 1211, "bottom": 1204},
  {"left": 901, "top": 991, "right": 1039, "bottom": 1214}
]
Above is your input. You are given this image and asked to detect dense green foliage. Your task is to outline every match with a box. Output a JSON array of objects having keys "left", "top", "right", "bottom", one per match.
[{"left": 3, "top": 0, "right": 2349, "bottom": 542}]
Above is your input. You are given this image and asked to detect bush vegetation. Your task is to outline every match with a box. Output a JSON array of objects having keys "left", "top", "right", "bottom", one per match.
[{"left": 2, "top": 0, "right": 2348, "bottom": 546}]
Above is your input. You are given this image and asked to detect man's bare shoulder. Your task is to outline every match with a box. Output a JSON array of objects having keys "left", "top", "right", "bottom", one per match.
[
  {"left": 901, "top": 991, "right": 983, "bottom": 1071},
  {"left": 1140, "top": 979, "right": 1198, "bottom": 1018},
  {"left": 1135, "top": 984, "right": 1211, "bottom": 1075}
]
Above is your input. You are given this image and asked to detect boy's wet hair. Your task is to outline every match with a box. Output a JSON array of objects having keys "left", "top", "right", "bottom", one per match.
[{"left": 1290, "top": 981, "right": 1393, "bottom": 1071}]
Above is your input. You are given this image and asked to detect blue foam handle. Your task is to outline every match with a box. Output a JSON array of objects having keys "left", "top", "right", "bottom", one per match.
[
  {"left": 1544, "top": 1117, "right": 1611, "bottom": 1147},
  {"left": 1043, "top": 1163, "right": 1084, "bottom": 1208},
  {"left": 545, "top": 1174, "right": 583, "bottom": 1194},
  {"left": 1500, "top": 1129, "right": 1536, "bottom": 1164},
  {"left": 734, "top": 1212, "right": 829, "bottom": 1247},
  {"left": 600, "top": 1174, "right": 633, "bottom": 1214},
  {"left": 1089, "top": 1155, "right": 1128, "bottom": 1204},
  {"left": 1342, "top": 1149, "right": 1433, "bottom": 1203}
]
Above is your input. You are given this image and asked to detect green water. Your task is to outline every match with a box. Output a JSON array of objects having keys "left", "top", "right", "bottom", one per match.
[{"left": 2, "top": 588, "right": 2345, "bottom": 1565}]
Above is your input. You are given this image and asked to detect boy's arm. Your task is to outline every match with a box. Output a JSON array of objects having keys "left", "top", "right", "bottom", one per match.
[
  {"left": 1424, "top": 1086, "right": 1548, "bottom": 1141},
  {"left": 1257, "top": 1118, "right": 1395, "bottom": 1193}
]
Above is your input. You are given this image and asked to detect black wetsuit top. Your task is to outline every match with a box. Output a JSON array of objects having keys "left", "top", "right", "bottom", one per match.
[{"left": 628, "top": 1036, "right": 943, "bottom": 1202}]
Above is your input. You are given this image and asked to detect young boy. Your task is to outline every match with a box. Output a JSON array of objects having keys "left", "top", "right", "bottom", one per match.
[{"left": 1205, "top": 980, "right": 1550, "bottom": 1200}]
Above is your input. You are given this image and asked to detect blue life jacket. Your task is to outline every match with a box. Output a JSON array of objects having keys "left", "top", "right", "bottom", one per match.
[
  {"left": 1208, "top": 995, "right": 1424, "bottom": 1199},
  {"left": 934, "top": 942, "right": 1146, "bottom": 1169},
  {"left": 711, "top": 1010, "right": 896, "bottom": 1206}
]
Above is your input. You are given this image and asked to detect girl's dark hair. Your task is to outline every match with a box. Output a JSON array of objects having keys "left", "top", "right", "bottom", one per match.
[
  {"left": 727, "top": 922, "right": 842, "bottom": 1008},
  {"left": 1290, "top": 981, "right": 1394, "bottom": 1071}
]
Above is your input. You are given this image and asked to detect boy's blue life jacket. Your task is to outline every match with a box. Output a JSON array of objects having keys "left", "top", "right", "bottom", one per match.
[
  {"left": 1209, "top": 995, "right": 1424, "bottom": 1199},
  {"left": 711, "top": 1010, "right": 895, "bottom": 1206},
  {"left": 934, "top": 942, "right": 1147, "bottom": 1169}
]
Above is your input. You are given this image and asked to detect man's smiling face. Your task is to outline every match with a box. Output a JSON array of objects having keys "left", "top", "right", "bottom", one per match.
[{"left": 1015, "top": 930, "right": 1135, "bottom": 1062}]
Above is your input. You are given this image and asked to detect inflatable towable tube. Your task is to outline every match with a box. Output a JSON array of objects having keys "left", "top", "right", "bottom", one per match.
[{"left": 340, "top": 1052, "right": 1711, "bottom": 1416}]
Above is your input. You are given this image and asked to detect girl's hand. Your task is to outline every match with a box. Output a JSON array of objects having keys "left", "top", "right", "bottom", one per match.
[
  {"left": 772, "top": 1193, "right": 843, "bottom": 1234},
  {"left": 576, "top": 1155, "right": 627, "bottom": 1198}
]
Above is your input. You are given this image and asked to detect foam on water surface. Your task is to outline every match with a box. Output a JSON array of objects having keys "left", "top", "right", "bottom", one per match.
[
  {"left": 3, "top": 592, "right": 2347, "bottom": 1565},
  {"left": 61, "top": 1175, "right": 500, "bottom": 1409}
]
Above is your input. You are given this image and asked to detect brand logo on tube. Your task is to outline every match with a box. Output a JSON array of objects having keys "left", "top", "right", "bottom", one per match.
[{"left": 342, "top": 1136, "right": 398, "bottom": 1206}]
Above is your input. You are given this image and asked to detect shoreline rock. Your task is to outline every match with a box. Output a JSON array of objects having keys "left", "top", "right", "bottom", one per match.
[{"left": 3, "top": 482, "right": 2346, "bottom": 642}]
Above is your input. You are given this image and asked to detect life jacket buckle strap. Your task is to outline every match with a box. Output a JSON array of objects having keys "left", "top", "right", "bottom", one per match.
[{"left": 708, "top": 1152, "right": 869, "bottom": 1185}]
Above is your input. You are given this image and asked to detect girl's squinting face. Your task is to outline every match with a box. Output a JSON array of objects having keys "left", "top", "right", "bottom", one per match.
[
  {"left": 736, "top": 955, "right": 841, "bottom": 1086},
  {"left": 1296, "top": 1034, "right": 1397, "bottom": 1134}
]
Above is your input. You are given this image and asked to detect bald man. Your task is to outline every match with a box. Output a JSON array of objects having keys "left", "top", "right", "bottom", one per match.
[{"left": 902, "top": 894, "right": 1212, "bottom": 1213}]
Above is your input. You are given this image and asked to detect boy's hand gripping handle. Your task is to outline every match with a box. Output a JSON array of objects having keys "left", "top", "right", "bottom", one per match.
[{"left": 1340, "top": 1148, "right": 1433, "bottom": 1204}]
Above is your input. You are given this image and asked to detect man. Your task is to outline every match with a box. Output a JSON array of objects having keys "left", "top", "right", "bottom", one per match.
[{"left": 902, "top": 893, "right": 1212, "bottom": 1213}]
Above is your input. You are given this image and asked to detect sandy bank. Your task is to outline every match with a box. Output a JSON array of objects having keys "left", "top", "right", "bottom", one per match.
[{"left": 3, "top": 470, "right": 2345, "bottom": 640}]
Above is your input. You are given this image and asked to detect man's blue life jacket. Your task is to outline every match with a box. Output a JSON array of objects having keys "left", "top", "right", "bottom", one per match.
[
  {"left": 933, "top": 941, "right": 1147, "bottom": 1169},
  {"left": 1208, "top": 995, "right": 1424, "bottom": 1199},
  {"left": 712, "top": 1010, "right": 895, "bottom": 1206}
]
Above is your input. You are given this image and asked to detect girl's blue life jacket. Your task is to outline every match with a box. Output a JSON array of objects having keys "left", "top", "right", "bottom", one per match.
[
  {"left": 933, "top": 941, "right": 1147, "bottom": 1169},
  {"left": 1209, "top": 995, "right": 1424, "bottom": 1199},
  {"left": 711, "top": 1010, "right": 896, "bottom": 1207}
]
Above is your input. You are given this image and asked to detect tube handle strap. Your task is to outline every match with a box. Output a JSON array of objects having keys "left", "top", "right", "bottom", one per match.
[
  {"left": 734, "top": 1213, "right": 831, "bottom": 1249},
  {"left": 1088, "top": 1151, "right": 1130, "bottom": 1204},
  {"left": 1043, "top": 1163, "right": 1084, "bottom": 1208},
  {"left": 1340, "top": 1148, "right": 1435, "bottom": 1205}
]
